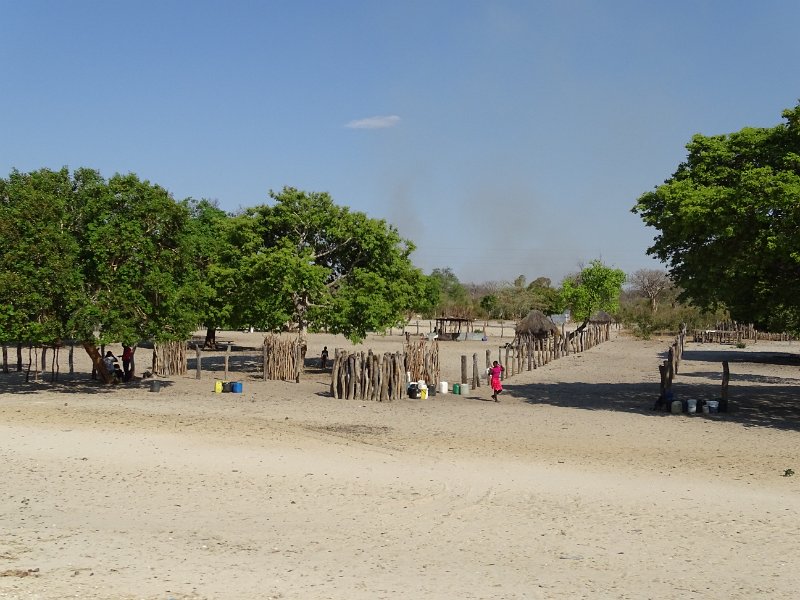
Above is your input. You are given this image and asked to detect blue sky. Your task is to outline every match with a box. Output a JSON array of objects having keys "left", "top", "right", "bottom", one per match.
[{"left": 2, "top": 0, "right": 799, "bottom": 284}]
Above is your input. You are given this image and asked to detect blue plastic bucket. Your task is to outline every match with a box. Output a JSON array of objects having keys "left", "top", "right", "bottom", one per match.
[{"left": 231, "top": 381, "right": 243, "bottom": 393}]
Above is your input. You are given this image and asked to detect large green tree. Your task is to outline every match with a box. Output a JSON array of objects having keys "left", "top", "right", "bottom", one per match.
[
  {"left": 73, "top": 170, "right": 204, "bottom": 345},
  {"left": 633, "top": 104, "right": 800, "bottom": 331},
  {"left": 0, "top": 168, "right": 82, "bottom": 346},
  {"left": 185, "top": 199, "right": 241, "bottom": 348},
  {"left": 239, "top": 187, "right": 430, "bottom": 343},
  {"left": 560, "top": 260, "right": 626, "bottom": 328},
  {"left": 0, "top": 167, "right": 205, "bottom": 381}
]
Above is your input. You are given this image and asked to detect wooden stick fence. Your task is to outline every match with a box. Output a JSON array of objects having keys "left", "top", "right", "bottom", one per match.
[
  {"left": 657, "top": 326, "right": 734, "bottom": 413},
  {"left": 491, "top": 323, "right": 613, "bottom": 384},
  {"left": 153, "top": 341, "right": 187, "bottom": 376},
  {"left": 403, "top": 339, "right": 440, "bottom": 386},
  {"left": 657, "top": 328, "right": 686, "bottom": 408},
  {"left": 693, "top": 322, "right": 794, "bottom": 343},
  {"left": 263, "top": 335, "right": 302, "bottom": 382},
  {"left": 330, "top": 350, "right": 405, "bottom": 401}
]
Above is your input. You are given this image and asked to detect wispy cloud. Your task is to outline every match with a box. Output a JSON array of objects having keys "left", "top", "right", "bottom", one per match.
[{"left": 345, "top": 115, "right": 401, "bottom": 129}]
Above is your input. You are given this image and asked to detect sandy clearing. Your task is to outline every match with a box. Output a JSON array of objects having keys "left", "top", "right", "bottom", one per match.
[{"left": 2, "top": 330, "right": 799, "bottom": 599}]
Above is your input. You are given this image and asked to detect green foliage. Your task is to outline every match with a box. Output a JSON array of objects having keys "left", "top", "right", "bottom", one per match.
[
  {"left": 240, "top": 187, "right": 426, "bottom": 343},
  {"left": 430, "top": 267, "right": 472, "bottom": 317},
  {"left": 559, "top": 260, "right": 626, "bottom": 323},
  {"left": 633, "top": 103, "right": 800, "bottom": 332},
  {"left": 0, "top": 168, "right": 82, "bottom": 344},
  {"left": 479, "top": 294, "right": 498, "bottom": 315},
  {"left": 412, "top": 273, "right": 441, "bottom": 318},
  {"left": 470, "top": 276, "right": 563, "bottom": 320},
  {"left": 618, "top": 292, "right": 728, "bottom": 338},
  {"left": 75, "top": 171, "right": 202, "bottom": 343},
  {"left": 0, "top": 171, "right": 443, "bottom": 350},
  {"left": 0, "top": 167, "right": 205, "bottom": 347},
  {"left": 618, "top": 302, "right": 658, "bottom": 339},
  {"left": 527, "top": 278, "right": 565, "bottom": 316},
  {"left": 184, "top": 199, "right": 238, "bottom": 333}
]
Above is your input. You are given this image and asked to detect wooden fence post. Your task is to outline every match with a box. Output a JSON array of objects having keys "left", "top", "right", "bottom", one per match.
[
  {"left": 268, "top": 344, "right": 274, "bottom": 382},
  {"left": 667, "top": 347, "right": 674, "bottom": 384},
  {"left": 720, "top": 361, "right": 730, "bottom": 412},
  {"left": 461, "top": 355, "right": 468, "bottom": 384},
  {"left": 195, "top": 344, "right": 202, "bottom": 379},
  {"left": 224, "top": 344, "right": 231, "bottom": 380}
]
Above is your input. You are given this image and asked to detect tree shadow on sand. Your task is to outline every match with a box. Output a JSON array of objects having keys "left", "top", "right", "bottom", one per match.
[
  {"left": 0, "top": 371, "right": 175, "bottom": 396},
  {"left": 681, "top": 348, "right": 800, "bottom": 366},
  {"left": 510, "top": 346, "right": 800, "bottom": 433}
]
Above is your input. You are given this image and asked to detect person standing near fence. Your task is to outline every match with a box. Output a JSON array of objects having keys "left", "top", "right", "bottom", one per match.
[{"left": 488, "top": 360, "right": 504, "bottom": 402}]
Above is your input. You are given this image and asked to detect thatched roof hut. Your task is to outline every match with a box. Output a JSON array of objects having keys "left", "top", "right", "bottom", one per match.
[
  {"left": 589, "top": 310, "right": 615, "bottom": 324},
  {"left": 515, "top": 310, "right": 560, "bottom": 338}
]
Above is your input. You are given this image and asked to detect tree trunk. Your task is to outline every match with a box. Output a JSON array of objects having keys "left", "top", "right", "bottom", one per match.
[{"left": 83, "top": 342, "right": 114, "bottom": 384}]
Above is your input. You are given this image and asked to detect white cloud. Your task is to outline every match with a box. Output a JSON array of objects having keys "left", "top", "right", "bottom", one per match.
[{"left": 345, "top": 115, "right": 401, "bottom": 129}]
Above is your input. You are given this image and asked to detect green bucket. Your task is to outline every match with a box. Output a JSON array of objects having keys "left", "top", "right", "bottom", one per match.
[{"left": 453, "top": 383, "right": 461, "bottom": 395}]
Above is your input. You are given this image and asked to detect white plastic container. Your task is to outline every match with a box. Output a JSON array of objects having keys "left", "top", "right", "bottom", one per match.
[
  {"left": 707, "top": 400, "right": 719, "bottom": 413},
  {"left": 438, "top": 381, "right": 448, "bottom": 394},
  {"left": 461, "top": 383, "right": 470, "bottom": 395},
  {"left": 687, "top": 399, "right": 697, "bottom": 414},
  {"left": 671, "top": 400, "right": 682, "bottom": 414},
  {"left": 702, "top": 404, "right": 710, "bottom": 414}
]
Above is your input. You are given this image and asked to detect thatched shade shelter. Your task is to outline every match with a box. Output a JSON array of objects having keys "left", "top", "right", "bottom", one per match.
[
  {"left": 434, "top": 317, "right": 474, "bottom": 341},
  {"left": 515, "top": 310, "right": 560, "bottom": 339}
]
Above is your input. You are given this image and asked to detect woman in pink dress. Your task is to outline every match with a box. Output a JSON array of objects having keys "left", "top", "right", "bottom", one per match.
[{"left": 488, "top": 360, "right": 504, "bottom": 402}]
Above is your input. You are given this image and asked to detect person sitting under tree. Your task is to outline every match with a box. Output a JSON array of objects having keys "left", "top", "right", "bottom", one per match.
[{"left": 103, "top": 351, "right": 124, "bottom": 382}]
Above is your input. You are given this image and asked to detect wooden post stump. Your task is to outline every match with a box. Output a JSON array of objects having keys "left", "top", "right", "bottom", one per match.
[{"left": 720, "top": 361, "right": 730, "bottom": 412}]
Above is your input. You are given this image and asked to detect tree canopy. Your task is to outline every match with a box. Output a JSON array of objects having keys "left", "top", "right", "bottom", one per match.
[
  {"left": 1, "top": 171, "right": 439, "bottom": 356},
  {"left": 560, "top": 260, "right": 626, "bottom": 325},
  {"left": 235, "top": 187, "right": 432, "bottom": 343},
  {"left": 430, "top": 267, "right": 471, "bottom": 317},
  {"left": 0, "top": 168, "right": 203, "bottom": 347},
  {"left": 633, "top": 104, "right": 800, "bottom": 332}
]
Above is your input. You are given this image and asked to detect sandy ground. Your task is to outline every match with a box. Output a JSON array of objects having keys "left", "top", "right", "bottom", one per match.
[{"left": 1, "top": 330, "right": 799, "bottom": 599}]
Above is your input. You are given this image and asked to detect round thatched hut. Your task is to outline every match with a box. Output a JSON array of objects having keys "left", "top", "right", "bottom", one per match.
[
  {"left": 515, "top": 310, "right": 560, "bottom": 341},
  {"left": 589, "top": 310, "right": 615, "bottom": 324}
]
